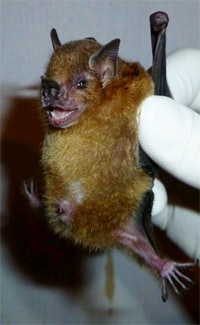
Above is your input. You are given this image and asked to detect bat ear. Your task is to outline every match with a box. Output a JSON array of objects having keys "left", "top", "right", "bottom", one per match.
[
  {"left": 85, "top": 37, "right": 97, "bottom": 42},
  {"left": 89, "top": 38, "right": 120, "bottom": 87},
  {"left": 50, "top": 28, "right": 62, "bottom": 50}
]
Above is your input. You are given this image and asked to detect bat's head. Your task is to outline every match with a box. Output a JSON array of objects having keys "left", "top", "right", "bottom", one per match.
[{"left": 41, "top": 29, "right": 120, "bottom": 129}]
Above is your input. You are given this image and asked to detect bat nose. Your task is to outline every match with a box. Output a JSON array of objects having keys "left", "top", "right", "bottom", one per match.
[
  {"left": 41, "top": 76, "right": 63, "bottom": 109},
  {"left": 41, "top": 76, "right": 61, "bottom": 90},
  {"left": 41, "top": 76, "right": 61, "bottom": 99}
]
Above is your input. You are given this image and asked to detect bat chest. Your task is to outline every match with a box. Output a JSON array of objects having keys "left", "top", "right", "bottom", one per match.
[{"left": 43, "top": 125, "right": 138, "bottom": 198}]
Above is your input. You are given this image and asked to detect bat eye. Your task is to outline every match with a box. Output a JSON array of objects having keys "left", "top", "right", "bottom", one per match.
[{"left": 76, "top": 80, "right": 87, "bottom": 89}]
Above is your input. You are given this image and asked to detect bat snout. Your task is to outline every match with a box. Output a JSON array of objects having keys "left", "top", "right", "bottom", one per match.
[{"left": 41, "top": 76, "right": 62, "bottom": 108}]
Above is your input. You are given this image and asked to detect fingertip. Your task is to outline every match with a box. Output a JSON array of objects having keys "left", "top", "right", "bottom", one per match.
[{"left": 152, "top": 178, "right": 168, "bottom": 216}]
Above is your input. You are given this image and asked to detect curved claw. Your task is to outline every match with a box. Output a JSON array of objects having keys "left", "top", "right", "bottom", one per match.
[{"left": 161, "top": 278, "right": 168, "bottom": 302}]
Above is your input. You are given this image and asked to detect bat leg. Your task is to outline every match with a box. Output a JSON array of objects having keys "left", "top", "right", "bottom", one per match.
[
  {"left": 116, "top": 224, "right": 197, "bottom": 301},
  {"left": 23, "top": 178, "right": 41, "bottom": 208}
]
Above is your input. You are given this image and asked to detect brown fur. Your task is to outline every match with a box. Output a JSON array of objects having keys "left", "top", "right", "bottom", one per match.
[{"left": 41, "top": 39, "right": 154, "bottom": 249}]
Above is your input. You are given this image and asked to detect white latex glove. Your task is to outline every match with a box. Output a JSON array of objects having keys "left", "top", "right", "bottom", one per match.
[{"left": 139, "top": 48, "right": 200, "bottom": 259}]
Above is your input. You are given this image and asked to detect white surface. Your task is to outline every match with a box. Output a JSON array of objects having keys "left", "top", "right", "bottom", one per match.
[
  {"left": 1, "top": 1, "right": 199, "bottom": 324},
  {"left": 1, "top": 242, "right": 196, "bottom": 325}
]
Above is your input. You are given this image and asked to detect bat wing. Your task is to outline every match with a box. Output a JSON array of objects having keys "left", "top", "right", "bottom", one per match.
[
  {"left": 137, "top": 11, "right": 172, "bottom": 249},
  {"left": 150, "top": 11, "right": 172, "bottom": 97}
]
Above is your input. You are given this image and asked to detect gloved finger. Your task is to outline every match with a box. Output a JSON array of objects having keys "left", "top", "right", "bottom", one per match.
[
  {"left": 139, "top": 96, "right": 200, "bottom": 189},
  {"left": 151, "top": 178, "right": 168, "bottom": 216},
  {"left": 152, "top": 205, "right": 200, "bottom": 260},
  {"left": 167, "top": 48, "right": 200, "bottom": 111}
]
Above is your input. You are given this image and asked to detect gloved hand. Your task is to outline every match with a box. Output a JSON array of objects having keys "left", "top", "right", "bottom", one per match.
[{"left": 139, "top": 48, "right": 200, "bottom": 260}]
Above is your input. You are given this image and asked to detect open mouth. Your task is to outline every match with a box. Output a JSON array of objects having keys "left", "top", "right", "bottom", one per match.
[{"left": 46, "top": 107, "right": 79, "bottom": 128}]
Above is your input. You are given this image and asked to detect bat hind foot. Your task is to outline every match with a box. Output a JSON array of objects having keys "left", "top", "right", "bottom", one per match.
[
  {"left": 160, "top": 260, "right": 197, "bottom": 302},
  {"left": 23, "top": 178, "right": 41, "bottom": 208}
]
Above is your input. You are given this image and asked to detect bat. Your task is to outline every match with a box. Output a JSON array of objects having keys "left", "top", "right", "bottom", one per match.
[{"left": 24, "top": 12, "right": 196, "bottom": 302}]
